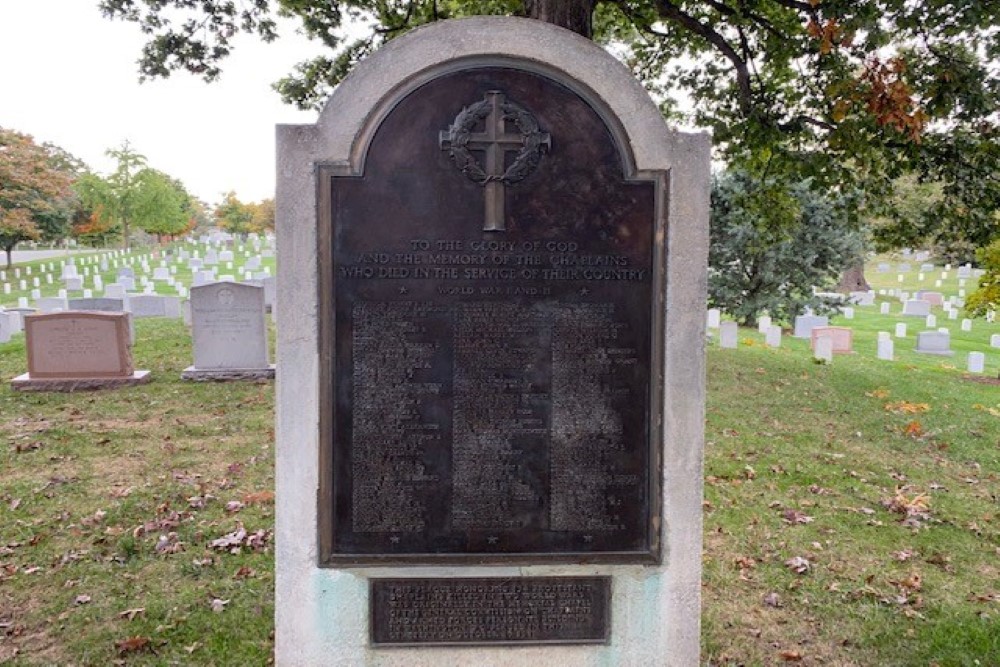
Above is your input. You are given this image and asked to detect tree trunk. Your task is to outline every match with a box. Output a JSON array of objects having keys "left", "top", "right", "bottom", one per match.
[
  {"left": 837, "top": 261, "right": 870, "bottom": 293},
  {"left": 4, "top": 245, "right": 12, "bottom": 269},
  {"left": 524, "top": 0, "right": 595, "bottom": 37}
]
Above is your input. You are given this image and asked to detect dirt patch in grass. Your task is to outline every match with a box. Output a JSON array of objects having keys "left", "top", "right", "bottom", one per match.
[
  {"left": 965, "top": 375, "right": 1000, "bottom": 385},
  {"left": 0, "top": 592, "right": 67, "bottom": 666}
]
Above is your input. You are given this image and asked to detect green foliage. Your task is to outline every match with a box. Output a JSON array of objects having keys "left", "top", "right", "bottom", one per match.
[
  {"left": 0, "top": 128, "right": 77, "bottom": 263},
  {"left": 965, "top": 237, "right": 1000, "bottom": 317},
  {"left": 98, "top": 0, "right": 1000, "bottom": 256},
  {"left": 74, "top": 142, "right": 197, "bottom": 247},
  {"left": 214, "top": 191, "right": 255, "bottom": 235},
  {"left": 708, "top": 170, "right": 863, "bottom": 325},
  {"left": 132, "top": 169, "right": 192, "bottom": 240}
]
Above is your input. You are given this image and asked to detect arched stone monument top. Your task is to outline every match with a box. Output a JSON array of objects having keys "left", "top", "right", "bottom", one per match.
[{"left": 313, "top": 16, "right": 702, "bottom": 173}]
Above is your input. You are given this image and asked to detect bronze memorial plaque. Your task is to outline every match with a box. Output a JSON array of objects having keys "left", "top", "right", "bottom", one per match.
[
  {"left": 318, "top": 67, "right": 664, "bottom": 564},
  {"left": 370, "top": 576, "right": 611, "bottom": 646}
]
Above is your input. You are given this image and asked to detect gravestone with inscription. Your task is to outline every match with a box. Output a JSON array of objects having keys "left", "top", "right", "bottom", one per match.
[
  {"left": 275, "top": 16, "right": 709, "bottom": 667},
  {"left": 182, "top": 282, "right": 274, "bottom": 380},
  {"left": 11, "top": 312, "right": 150, "bottom": 391}
]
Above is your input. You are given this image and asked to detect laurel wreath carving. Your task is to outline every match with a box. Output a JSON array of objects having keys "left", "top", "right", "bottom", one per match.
[{"left": 441, "top": 98, "right": 550, "bottom": 185}]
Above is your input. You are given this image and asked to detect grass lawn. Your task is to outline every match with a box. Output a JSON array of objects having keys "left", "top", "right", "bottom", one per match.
[{"left": 0, "top": 263, "right": 997, "bottom": 665}]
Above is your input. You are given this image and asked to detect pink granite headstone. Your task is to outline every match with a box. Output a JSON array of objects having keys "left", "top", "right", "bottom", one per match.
[
  {"left": 11, "top": 312, "right": 150, "bottom": 391},
  {"left": 810, "top": 326, "right": 854, "bottom": 354}
]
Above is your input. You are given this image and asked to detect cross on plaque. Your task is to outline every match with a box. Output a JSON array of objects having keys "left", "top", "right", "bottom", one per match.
[{"left": 439, "top": 91, "right": 551, "bottom": 232}]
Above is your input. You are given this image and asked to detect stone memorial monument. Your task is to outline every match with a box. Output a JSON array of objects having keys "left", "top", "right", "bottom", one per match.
[
  {"left": 182, "top": 282, "right": 274, "bottom": 380},
  {"left": 11, "top": 312, "right": 150, "bottom": 391},
  {"left": 275, "top": 17, "right": 709, "bottom": 666}
]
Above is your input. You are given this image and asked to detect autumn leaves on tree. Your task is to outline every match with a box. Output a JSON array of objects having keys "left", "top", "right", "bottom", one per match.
[{"left": 0, "top": 129, "right": 76, "bottom": 267}]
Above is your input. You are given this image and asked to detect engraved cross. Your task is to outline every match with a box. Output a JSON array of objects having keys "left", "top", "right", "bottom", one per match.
[{"left": 440, "top": 91, "right": 546, "bottom": 232}]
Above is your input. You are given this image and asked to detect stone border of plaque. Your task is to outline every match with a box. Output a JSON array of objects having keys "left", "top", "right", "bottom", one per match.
[{"left": 275, "top": 16, "right": 709, "bottom": 666}]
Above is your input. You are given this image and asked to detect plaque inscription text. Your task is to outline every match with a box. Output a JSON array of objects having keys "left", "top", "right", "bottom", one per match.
[
  {"left": 370, "top": 577, "right": 611, "bottom": 645},
  {"left": 321, "top": 67, "right": 663, "bottom": 563}
]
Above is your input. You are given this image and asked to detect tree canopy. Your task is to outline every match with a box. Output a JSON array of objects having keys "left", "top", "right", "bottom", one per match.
[
  {"left": 74, "top": 141, "right": 196, "bottom": 247},
  {"left": 100, "top": 0, "right": 999, "bottom": 252},
  {"left": 0, "top": 128, "right": 77, "bottom": 266}
]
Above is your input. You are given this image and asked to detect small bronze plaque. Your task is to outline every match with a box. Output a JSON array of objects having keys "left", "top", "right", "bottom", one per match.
[{"left": 370, "top": 576, "right": 611, "bottom": 646}]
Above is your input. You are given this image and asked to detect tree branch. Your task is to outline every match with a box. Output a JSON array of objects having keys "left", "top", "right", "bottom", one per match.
[{"left": 653, "top": 0, "right": 752, "bottom": 114}]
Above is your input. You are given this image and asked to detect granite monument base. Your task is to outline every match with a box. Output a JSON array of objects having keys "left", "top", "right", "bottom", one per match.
[
  {"left": 181, "top": 365, "right": 275, "bottom": 381},
  {"left": 11, "top": 370, "right": 152, "bottom": 392}
]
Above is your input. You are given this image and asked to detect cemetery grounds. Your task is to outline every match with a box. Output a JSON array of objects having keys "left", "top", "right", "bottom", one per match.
[{"left": 0, "top": 250, "right": 997, "bottom": 665}]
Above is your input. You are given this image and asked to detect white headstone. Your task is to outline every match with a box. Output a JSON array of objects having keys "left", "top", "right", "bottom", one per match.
[
  {"left": 814, "top": 336, "right": 833, "bottom": 362},
  {"left": 757, "top": 315, "right": 771, "bottom": 334},
  {"left": 915, "top": 330, "right": 953, "bottom": 356},
  {"left": 35, "top": 297, "right": 69, "bottom": 312},
  {"left": 880, "top": 302, "right": 890, "bottom": 315},
  {"left": 990, "top": 334, "right": 1000, "bottom": 348},
  {"left": 719, "top": 321, "right": 738, "bottom": 348},
  {"left": 793, "top": 314, "right": 828, "bottom": 338},
  {"left": 849, "top": 291, "right": 875, "bottom": 306},
  {"left": 901, "top": 299, "right": 931, "bottom": 317},
  {"left": 961, "top": 318, "right": 972, "bottom": 332},
  {"left": 765, "top": 325, "right": 781, "bottom": 347},
  {"left": 184, "top": 282, "right": 272, "bottom": 376},
  {"left": 925, "top": 314, "right": 936, "bottom": 328},
  {"left": 967, "top": 352, "right": 985, "bottom": 374},
  {"left": 877, "top": 337, "right": 894, "bottom": 361},
  {"left": 706, "top": 308, "right": 721, "bottom": 329},
  {"left": 127, "top": 294, "right": 182, "bottom": 319},
  {"left": 842, "top": 306, "right": 854, "bottom": 319},
  {"left": 895, "top": 322, "right": 907, "bottom": 338}
]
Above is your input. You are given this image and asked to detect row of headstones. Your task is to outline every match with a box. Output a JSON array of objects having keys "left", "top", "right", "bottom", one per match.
[
  {"left": 707, "top": 310, "right": 999, "bottom": 373},
  {"left": 0, "top": 233, "right": 275, "bottom": 302},
  {"left": 3, "top": 250, "right": 274, "bottom": 314},
  {"left": 9, "top": 282, "right": 274, "bottom": 391},
  {"left": 876, "top": 261, "right": 982, "bottom": 280}
]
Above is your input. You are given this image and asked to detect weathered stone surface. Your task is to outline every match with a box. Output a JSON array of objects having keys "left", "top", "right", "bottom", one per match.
[
  {"left": 180, "top": 366, "right": 275, "bottom": 381},
  {"left": 275, "top": 16, "right": 710, "bottom": 667}
]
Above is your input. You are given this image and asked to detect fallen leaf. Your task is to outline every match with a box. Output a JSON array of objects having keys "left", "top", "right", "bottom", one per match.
[
  {"left": 242, "top": 491, "right": 275, "bottom": 505},
  {"left": 782, "top": 509, "right": 814, "bottom": 525},
  {"left": 785, "top": 556, "right": 811, "bottom": 574},
  {"left": 74, "top": 594, "right": 91, "bottom": 605},
  {"left": 884, "top": 401, "right": 930, "bottom": 414},
  {"left": 763, "top": 592, "right": 782, "bottom": 607},
  {"left": 234, "top": 566, "right": 256, "bottom": 579},
  {"left": 903, "top": 420, "right": 924, "bottom": 437},
  {"left": 118, "top": 608, "right": 145, "bottom": 621},
  {"left": 225, "top": 501, "right": 245, "bottom": 513},
  {"left": 778, "top": 649, "right": 803, "bottom": 661},
  {"left": 115, "top": 636, "right": 151, "bottom": 655},
  {"left": 210, "top": 598, "right": 230, "bottom": 613},
  {"left": 866, "top": 388, "right": 891, "bottom": 399}
]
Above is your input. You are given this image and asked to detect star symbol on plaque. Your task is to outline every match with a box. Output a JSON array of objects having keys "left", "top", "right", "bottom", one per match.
[
  {"left": 583, "top": 535, "right": 594, "bottom": 543},
  {"left": 398, "top": 287, "right": 408, "bottom": 295},
  {"left": 487, "top": 536, "right": 499, "bottom": 545},
  {"left": 579, "top": 287, "right": 590, "bottom": 296},
  {"left": 389, "top": 536, "right": 401, "bottom": 544}
]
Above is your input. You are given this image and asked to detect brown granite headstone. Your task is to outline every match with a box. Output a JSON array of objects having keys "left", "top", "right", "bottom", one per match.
[{"left": 11, "top": 311, "right": 151, "bottom": 391}]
